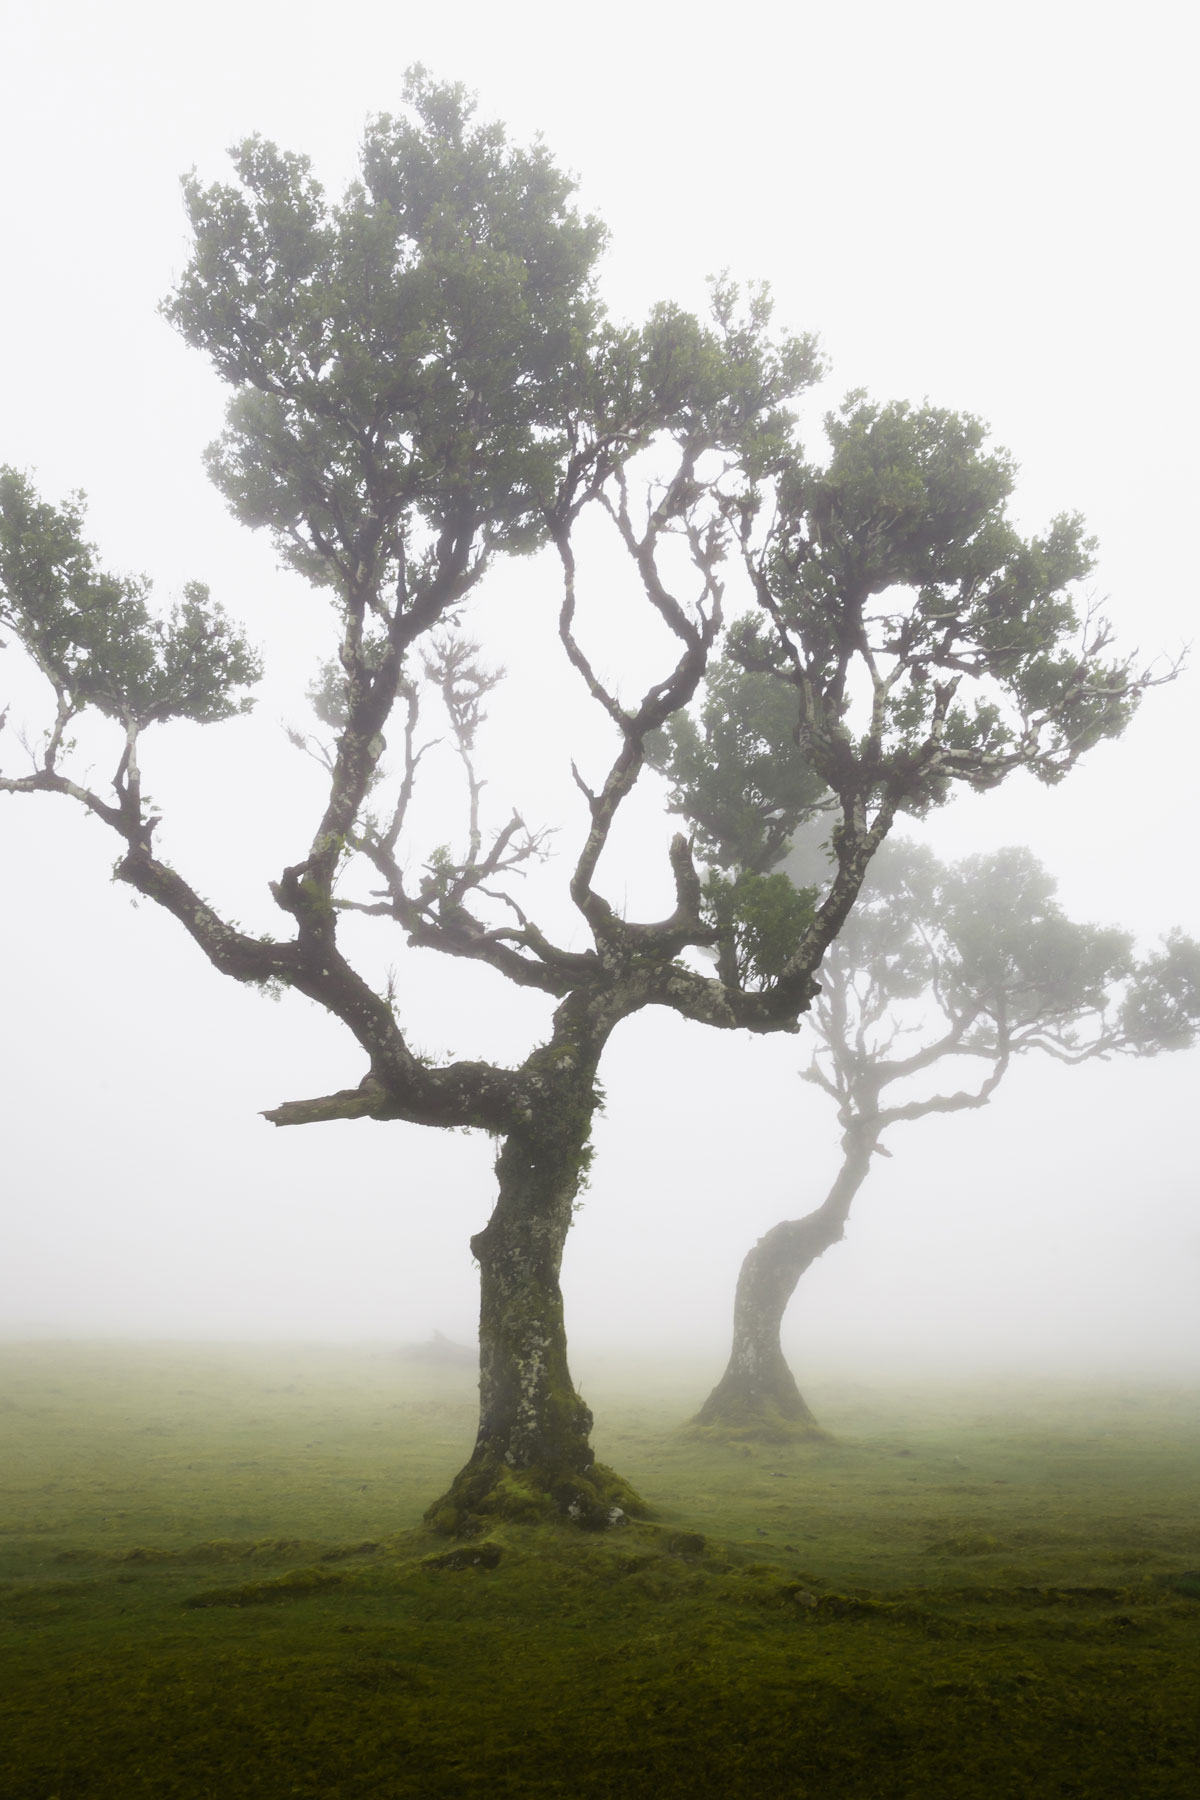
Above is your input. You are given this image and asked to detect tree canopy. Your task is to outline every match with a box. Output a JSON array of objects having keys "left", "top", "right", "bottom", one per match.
[{"left": 0, "top": 73, "right": 1164, "bottom": 1530}]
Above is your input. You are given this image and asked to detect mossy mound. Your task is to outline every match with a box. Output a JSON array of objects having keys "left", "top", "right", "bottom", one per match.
[
  {"left": 426, "top": 1457, "right": 648, "bottom": 1537},
  {"left": 183, "top": 1565, "right": 350, "bottom": 1609},
  {"left": 421, "top": 1540, "right": 505, "bottom": 1572}
]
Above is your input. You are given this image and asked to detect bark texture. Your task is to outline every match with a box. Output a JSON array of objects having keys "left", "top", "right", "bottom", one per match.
[
  {"left": 427, "top": 1064, "right": 644, "bottom": 1533},
  {"left": 695, "top": 1129, "right": 877, "bottom": 1435}
]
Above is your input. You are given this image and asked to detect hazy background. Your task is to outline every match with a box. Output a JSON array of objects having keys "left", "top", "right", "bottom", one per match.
[{"left": 2, "top": 0, "right": 1196, "bottom": 1384}]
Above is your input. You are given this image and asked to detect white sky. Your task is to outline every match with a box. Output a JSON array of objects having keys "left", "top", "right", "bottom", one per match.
[{"left": 1, "top": 0, "right": 1197, "bottom": 1381}]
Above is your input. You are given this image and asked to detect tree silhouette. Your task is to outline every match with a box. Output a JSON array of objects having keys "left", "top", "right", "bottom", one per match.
[{"left": 689, "top": 833, "right": 1200, "bottom": 1433}]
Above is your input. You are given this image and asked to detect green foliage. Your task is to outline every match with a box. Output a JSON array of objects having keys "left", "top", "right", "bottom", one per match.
[
  {"left": 789, "top": 832, "right": 1200, "bottom": 1063},
  {"left": 627, "top": 279, "right": 821, "bottom": 481},
  {"left": 305, "top": 655, "right": 353, "bottom": 729},
  {"left": 650, "top": 655, "right": 827, "bottom": 872},
  {"left": 655, "top": 382, "right": 1134, "bottom": 912},
  {"left": 766, "top": 396, "right": 1091, "bottom": 676},
  {"left": 723, "top": 393, "right": 1124, "bottom": 812},
  {"left": 701, "top": 868, "right": 818, "bottom": 987},
  {"left": 165, "top": 70, "right": 610, "bottom": 586},
  {"left": 937, "top": 847, "right": 1136, "bottom": 1031},
  {"left": 1119, "top": 930, "right": 1200, "bottom": 1051},
  {"left": 788, "top": 395, "right": 1022, "bottom": 590},
  {"left": 656, "top": 654, "right": 1197, "bottom": 1058},
  {"left": 0, "top": 468, "right": 260, "bottom": 728}
]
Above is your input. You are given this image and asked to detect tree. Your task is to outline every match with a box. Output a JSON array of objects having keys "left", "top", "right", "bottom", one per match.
[
  {"left": 0, "top": 75, "right": 1158, "bottom": 1533},
  {"left": 679, "top": 828, "right": 1200, "bottom": 1435}
]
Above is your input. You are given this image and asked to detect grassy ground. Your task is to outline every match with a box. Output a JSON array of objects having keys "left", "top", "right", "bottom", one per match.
[{"left": 2, "top": 1343, "right": 1198, "bottom": 1798}]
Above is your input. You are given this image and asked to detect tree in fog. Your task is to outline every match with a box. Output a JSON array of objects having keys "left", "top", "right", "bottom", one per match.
[
  {"left": 662, "top": 700, "right": 1200, "bottom": 1430},
  {"left": 703, "top": 840, "right": 1200, "bottom": 1432},
  {"left": 0, "top": 76, "right": 1160, "bottom": 1531}
]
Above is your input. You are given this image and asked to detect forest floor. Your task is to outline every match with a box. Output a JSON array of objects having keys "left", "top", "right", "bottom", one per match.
[{"left": 1, "top": 1342, "right": 1198, "bottom": 1798}]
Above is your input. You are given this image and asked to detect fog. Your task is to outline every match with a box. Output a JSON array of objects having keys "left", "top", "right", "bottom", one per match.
[{"left": 2, "top": 0, "right": 1196, "bottom": 1383}]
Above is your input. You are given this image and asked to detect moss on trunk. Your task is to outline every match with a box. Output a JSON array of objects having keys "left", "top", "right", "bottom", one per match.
[{"left": 427, "top": 1076, "right": 645, "bottom": 1533}]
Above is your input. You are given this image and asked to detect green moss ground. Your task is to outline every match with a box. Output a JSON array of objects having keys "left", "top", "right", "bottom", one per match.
[{"left": 2, "top": 1344, "right": 1198, "bottom": 1797}]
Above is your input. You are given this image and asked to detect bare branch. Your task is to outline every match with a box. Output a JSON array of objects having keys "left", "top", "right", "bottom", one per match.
[{"left": 554, "top": 529, "right": 628, "bottom": 732}]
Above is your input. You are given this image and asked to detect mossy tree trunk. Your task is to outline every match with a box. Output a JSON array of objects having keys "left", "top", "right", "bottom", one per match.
[
  {"left": 427, "top": 1048, "right": 642, "bottom": 1533},
  {"left": 695, "top": 1126, "right": 878, "bottom": 1434}
]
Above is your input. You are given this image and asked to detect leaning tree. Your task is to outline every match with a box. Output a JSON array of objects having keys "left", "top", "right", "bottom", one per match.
[
  {"left": 713, "top": 837, "right": 1200, "bottom": 1431},
  {"left": 0, "top": 76, "right": 1158, "bottom": 1533}
]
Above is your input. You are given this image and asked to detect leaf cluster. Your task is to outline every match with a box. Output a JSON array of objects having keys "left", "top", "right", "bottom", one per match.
[
  {"left": 933, "top": 847, "right": 1135, "bottom": 1033},
  {"left": 726, "top": 394, "right": 1141, "bottom": 813},
  {"left": 649, "top": 656, "right": 827, "bottom": 873},
  {"left": 1117, "top": 930, "right": 1200, "bottom": 1051},
  {"left": 164, "top": 69, "right": 610, "bottom": 589},
  {"left": 792, "top": 833, "right": 1200, "bottom": 1118},
  {"left": 700, "top": 868, "right": 818, "bottom": 988},
  {"left": 0, "top": 468, "right": 260, "bottom": 729}
]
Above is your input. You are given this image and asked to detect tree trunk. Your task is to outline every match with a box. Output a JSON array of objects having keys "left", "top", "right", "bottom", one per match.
[
  {"left": 427, "top": 1093, "right": 643, "bottom": 1535},
  {"left": 694, "top": 1128, "right": 877, "bottom": 1436}
]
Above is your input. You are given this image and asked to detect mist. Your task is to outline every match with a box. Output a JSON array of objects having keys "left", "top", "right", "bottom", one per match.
[{"left": 2, "top": 0, "right": 1197, "bottom": 1395}]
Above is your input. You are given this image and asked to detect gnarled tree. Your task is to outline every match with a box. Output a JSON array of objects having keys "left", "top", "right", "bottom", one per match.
[{"left": 0, "top": 76, "right": 1159, "bottom": 1531}]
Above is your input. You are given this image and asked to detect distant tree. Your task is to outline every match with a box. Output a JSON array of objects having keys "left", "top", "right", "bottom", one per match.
[
  {"left": 0, "top": 76, "right": 1160, "bottom": 1532},
  {"left": 679, "top": 827, "right": 1200, "bottom": 1435}
]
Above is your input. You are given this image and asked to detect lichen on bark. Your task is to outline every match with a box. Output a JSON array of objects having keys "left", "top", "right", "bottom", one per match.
[{"left": 424, "top": 1046, "right": 646, "bottom": 1532}]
